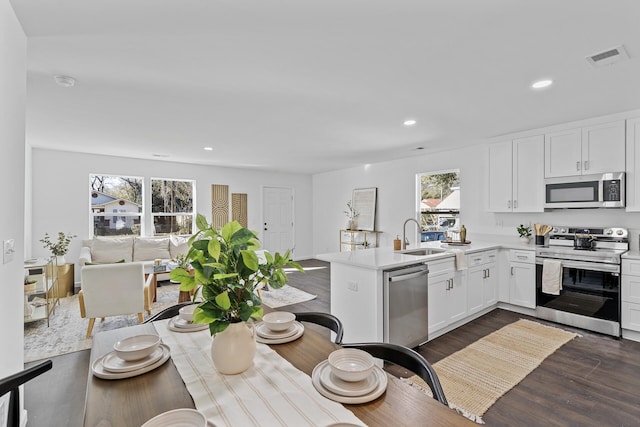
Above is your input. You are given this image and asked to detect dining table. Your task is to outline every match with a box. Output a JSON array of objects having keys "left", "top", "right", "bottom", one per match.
[{"left": 83, "top": 320, "right": 475, "bottom": 427}]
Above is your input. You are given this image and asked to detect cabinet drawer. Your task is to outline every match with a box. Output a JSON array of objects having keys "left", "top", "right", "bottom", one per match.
[
  {"left": 509, "top": 250, "right": 535, "bottom": 263},
  {"left": 467, "top": 252, "right": 486, "bottom": 267},
  {"left": 427, "top": 258, "right": 455, "bottom": 275},
  {"left": 622, "top": 259, "right": 640, "bottom": 276}
]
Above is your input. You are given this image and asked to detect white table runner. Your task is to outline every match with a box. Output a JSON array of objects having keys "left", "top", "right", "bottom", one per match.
[{"left": 155, "top": 319, "right": 367, "bottom": 427}]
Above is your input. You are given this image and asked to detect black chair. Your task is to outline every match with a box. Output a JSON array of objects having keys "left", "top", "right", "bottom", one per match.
[
  {"left": 341, "top": 342, "right": 448, "bottom": 405},
  {"left": 292, "top": 312, "right": 344, "bottom": 344},
  {"left": 1, "top": 360, "right": 52, "bottom": 427},
  {"left": 143, "top": 301, "right": 198, "bottom": 323}
]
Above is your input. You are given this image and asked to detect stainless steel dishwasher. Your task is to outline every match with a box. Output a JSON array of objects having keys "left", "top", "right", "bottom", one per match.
[{"left": 383, "top": 263, "right": 429, "bottom": 348}]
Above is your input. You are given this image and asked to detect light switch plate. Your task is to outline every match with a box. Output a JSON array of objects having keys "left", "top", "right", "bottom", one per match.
[{"left": 3, "top": 239, "right": 15, "bottom": 264}]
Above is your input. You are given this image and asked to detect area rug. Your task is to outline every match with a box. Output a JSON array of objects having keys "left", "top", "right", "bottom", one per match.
[
  {"left": 407, "top": 319, "right": 580, "bottom": 424},
  {"left": 24, "top": 283, "right": 181, "bottom": 362},
  {"left": 259, "top": 285, "right": 317, "bottom": 308}
]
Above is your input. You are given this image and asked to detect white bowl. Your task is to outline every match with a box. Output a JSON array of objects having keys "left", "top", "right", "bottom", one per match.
[
  {"left": 262, "top": 311, "right": 296, "bottom": 332},
  {"left": 113, "top": 334, "right": 161, "bottom": 361},
  {"left": 179, "top": 304, "right": 197, "bottom": 322},
  {"left": 327, "top": 348, "right": 375, "bottom": 382},
  {"left": 141, "top": 408, "right": 207, "bottom": 427}
]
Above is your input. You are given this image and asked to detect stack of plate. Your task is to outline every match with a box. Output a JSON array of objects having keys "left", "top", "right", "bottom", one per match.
[
  {"left": 168, "top": 315, "right": 209, "bottom": 332},
  {"left": 255, "top": 320, "right": 304, "bottom": 344},
  {"left": 311, "top": 360, "right": 388, "bottom": 404},
  {"left": 92, "top": 337, "right": 171, "bottom": 380}
]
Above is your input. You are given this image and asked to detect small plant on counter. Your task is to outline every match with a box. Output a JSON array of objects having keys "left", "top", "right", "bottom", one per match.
[{"left": 516, "top": 224, "right": 532, "bottom": 238}]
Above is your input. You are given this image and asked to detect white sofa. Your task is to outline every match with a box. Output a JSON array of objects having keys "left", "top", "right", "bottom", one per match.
[{"left": 78, "top": 235, "right": 190, "bottom": 281}]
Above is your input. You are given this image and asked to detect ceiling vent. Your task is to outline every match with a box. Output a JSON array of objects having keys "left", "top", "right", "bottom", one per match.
[{"left": 586, "top": 45, "right": 629, "bottom": 67}]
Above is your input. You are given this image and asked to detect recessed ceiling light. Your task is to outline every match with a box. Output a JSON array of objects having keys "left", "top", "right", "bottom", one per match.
[
  {"left": 403, "top": 119, "right": 417, "bottom": 126},
  {"left": 414, "top": 146, "right": 425, "bottom": 151},
  {"left": 531, "top": 79, "right": 553, "bottom": 89},
  {"left": 204, "top": 147, "right": 213, "bottom": 151},
  {"left": 54, "top": 75, "right": 76, "bottom": 87}
]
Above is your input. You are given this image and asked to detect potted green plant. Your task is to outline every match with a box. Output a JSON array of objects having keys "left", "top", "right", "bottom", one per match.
[
  {"left": 24, "top": 276, "right": 37, "bottom": 293},
  {"left": 169, "top": 214, "right": 302, "bottom": 374},
  {"left": 40, "top": 232, "right": 77, "bottom": 265},
  {"left": 516, "top": 224, "right": 532, "bottom": 243}
]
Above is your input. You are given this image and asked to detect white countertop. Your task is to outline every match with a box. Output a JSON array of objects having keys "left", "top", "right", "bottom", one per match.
[
  {"left": 317, "top": 235, "right": 536, "bottom": 270},
  {"left": 622, "top": 250, "right": 640, "bottom": 260}
]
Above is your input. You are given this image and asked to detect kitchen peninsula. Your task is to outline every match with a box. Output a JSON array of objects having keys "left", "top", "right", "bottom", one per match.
[{"left": 318, "top": 237, "right": 537, "bottom": 346}]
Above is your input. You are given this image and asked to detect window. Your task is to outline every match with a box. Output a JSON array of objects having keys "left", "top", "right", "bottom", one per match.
[
  {"left": 418, "top": 170, "right": 460, "bottom": 242},
  {"left": 90, "top": 175, "right": 143, "bottom": 237},
  {"left": 151, "top": 179, "right": 195, "bottom": 235}
]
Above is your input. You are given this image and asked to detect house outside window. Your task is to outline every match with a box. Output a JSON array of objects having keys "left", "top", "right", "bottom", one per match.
[
  {"left": 90, "top": 175, "right": 143, "bottom": 237},
  {"left": 151, "top": 178, "right": 195, "bottom": 236}
]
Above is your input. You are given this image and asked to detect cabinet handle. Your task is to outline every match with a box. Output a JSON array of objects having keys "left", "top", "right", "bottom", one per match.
[
  {"left": 576, "top": 161, "right": 581, "bottom": 171},
  {"left": 517, "top": 255, "right": 527, "bottom": 260},
  {"left": 513, "top": 200, "right": 518, "bottom": 209},
  {"left": 511, "top": 266, "right": 514, "bottom": 276},
  {"left": 584, "top": 160, "right": 589, "bottom": 171},
  {"left": 487, "top": 269, "right": 490, "bottom": 278},
  {"left": 507, "top": 200, "right": 511, "bottom": 209}
]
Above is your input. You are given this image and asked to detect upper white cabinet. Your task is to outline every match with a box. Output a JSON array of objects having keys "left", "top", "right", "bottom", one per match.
[
  {"left": 625, "top": 117, "right": 640, "bottom": 211},
  {"left": 544, "top": 120, "right": 625, "bottom": 178},
  {"left": 488, "top": 135, "right": 544, "bottom": 212}
]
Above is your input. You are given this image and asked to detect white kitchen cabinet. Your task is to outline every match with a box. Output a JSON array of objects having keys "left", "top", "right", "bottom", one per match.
[
  {"left": 544, "top": 120, "right": 625, "bottom": 178},
  {"left": 488, "top": 135, "right": 544, "bottom": 212},
  {"left": 621, "top": 259, "right": 640, "bottom": 332},
  {"left": 625, "top": 117, "right": 640, "bottom": 211},
  {"left": 466, "top": 250, "right": 498, "bottom": 315},
  {"left": 508, "top": 250, "right": 536, "bottom": 309},
  {"left": 427, "top": 260, "right": 466, "bottom": 336}
]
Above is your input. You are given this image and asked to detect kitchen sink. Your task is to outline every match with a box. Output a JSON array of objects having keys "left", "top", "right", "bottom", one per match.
[{"left": 400, "top": 248, "right": 443, "bottom": 256}]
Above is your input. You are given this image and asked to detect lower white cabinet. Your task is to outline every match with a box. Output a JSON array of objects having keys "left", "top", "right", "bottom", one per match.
[
  {"left": 508, "top": 250, "right": 536, "bottom": 309},
  {"left": 622, "top": 259, "right": 640, "bottom": 332},
  {"left": 428, "top": 260, "right": 466, "bottom": 336},
  {"left": 466, "top": 250, "right": 498, "bottom": 315}
]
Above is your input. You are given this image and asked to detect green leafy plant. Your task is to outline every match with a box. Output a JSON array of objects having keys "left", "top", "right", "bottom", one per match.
[
  {"left": 516, "top": 224, "right": 532, "bottom": 238},
  {"left": 40, "top": 232, "right": 77, "bottom": 256},
  {"left": 169, "top": 214, "right": 302, "bottom": 335},
  {"left": 344, "top": 200, "right": 359, "bottom": 220},
  {"left": 171, "top": 253, "right": 190, "bottom": 270}
]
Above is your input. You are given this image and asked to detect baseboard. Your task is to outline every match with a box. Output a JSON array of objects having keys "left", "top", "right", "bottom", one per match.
[{"left": 622, "top": 328, "right": 640, "bottom": 343}]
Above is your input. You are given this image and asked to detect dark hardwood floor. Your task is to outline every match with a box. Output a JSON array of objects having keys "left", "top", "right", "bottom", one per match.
[{"left": 25, "top": 259, "right": 640, "bottom": 426}]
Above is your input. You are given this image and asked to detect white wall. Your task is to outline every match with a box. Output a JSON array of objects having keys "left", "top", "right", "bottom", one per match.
[
  {"left": 0, "top": 0, "right": 27, "bottom": 410},
  {"left": 29, "top": 149, "right": 314, "bottom": 281},
  {"left": 313, "top": 142, "right": 640, "bottom": 256}
]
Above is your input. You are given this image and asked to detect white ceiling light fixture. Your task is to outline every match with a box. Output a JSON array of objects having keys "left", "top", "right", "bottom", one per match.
[
  {"left": 403, "top": 119, "right": 417, "bottom": 126},
  {"left": 204, "top": 147, "right": 213, "bottom": 151},
  {"left": 54, "top": 75, "right": 76, "bottom": 87},
  {"left": 531, "top": 79, "right": 553, "bottom": 90}
]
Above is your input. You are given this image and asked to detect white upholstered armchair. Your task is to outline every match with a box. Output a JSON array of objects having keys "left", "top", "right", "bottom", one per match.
[{"left": 79, "top": 262, "right": 152, "bottom": 338}]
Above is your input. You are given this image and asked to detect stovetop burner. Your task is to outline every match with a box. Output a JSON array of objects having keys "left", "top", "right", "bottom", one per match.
[{"left": 536, "top": 225, "right": 629, "bottom": 264}]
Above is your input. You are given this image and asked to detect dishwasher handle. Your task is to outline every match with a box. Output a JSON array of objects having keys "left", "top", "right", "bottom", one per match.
[{"left": 389, "top": 269, "right": 429, "bottom": 283}]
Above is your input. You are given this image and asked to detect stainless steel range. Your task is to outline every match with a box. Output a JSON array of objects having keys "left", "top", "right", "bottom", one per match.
[{"left": 535, "top": 226, "right": 629, "bottom": 336}]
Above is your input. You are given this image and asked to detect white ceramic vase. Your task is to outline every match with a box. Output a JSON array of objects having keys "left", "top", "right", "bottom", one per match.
[
  {"left": 210, "top": 321, "right": 256, "bottom": 375},
  {"left": 56, "top": 255, "right": 66, "bottom": 265},
  {"left": 519, "top": 236, "right": 531, "bottom": 243}
]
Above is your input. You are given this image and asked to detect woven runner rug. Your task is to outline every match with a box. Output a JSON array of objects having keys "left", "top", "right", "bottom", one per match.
[
  {"left": 407, "top": 319, "right": 580, "bottom": 424},
  {"left": 259, "top": 285, "right": 317, "bottom": 308}
]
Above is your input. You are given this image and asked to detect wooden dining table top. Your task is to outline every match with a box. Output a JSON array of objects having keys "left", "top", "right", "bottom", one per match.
[{"left": 84, "top": 322, "right": 474, "bottom": 427}]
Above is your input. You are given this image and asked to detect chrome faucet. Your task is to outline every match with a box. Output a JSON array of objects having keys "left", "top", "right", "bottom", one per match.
[{"left": 402, "top": 218, "right": 421, "bottom": 250}]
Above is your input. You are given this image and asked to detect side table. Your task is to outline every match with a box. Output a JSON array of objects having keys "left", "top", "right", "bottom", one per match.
[{"left": 56, "top": 263, "right": 75, "bottom": 297}]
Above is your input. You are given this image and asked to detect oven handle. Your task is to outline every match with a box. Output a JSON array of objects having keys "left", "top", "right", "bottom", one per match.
[{"left": 535, "top": 257, "right": 620, "bottom": 274}]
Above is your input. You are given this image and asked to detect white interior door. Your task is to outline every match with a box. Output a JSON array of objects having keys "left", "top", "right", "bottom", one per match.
[{"left": 262, "top": 187, "right": 294, "bottom": 256}]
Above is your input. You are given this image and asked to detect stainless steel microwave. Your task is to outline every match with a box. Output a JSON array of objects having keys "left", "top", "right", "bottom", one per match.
[{"left": 544, "top": 172, "right": 625, "bottom": 208}]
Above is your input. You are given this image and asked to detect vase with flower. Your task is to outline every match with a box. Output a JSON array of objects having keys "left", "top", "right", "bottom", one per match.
[
  {"left": 169, "top": 215, "right": 302, "bottom": 374},
  {"left": 40, "top": 231, "right": 76, "bottom": 265},
  {"left": 344, "top": 200, "right": 359, "bottom": 230}
]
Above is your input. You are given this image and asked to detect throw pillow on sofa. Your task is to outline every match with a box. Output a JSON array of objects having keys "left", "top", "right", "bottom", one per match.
[
  {"left": 169, "top": 235, "right": 190, "bottom": 259},
  {"left": 91, "top": 237, "right": 134, "bottom": 263},
  {"left": 133, "top": 237, "right": 171, "bottom": 261}
]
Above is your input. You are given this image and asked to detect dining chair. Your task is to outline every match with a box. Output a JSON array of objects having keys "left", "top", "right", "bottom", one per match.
[
  {"left": 0, "top": 360, "right": 52, "bottom": 427},
  {"left": 292, "top": 312, "right": 344, "bottom": 344},
  {"left": 341, "top": 342, "right": 448, "bottom": 405},
  {"left": 79, "top": 262, "right": 152, "bottom": 338},
  {"left": 143, "top": 301, "right": 198, "bottom": 323}
]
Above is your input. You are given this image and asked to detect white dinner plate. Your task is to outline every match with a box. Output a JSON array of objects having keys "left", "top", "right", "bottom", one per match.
[
  {"left": 312, "top": 362, "right": 387, "bottom": 404},
  {"left": 102, "top": 346, "right": 164, "bottom": 373},
  {"left": 256, "top": 321, "right": 304, "bottom": 344},
  {"left": 173, "top": 316, "right": 207, "bottom": 329},
  {"left": 317, "top": 360, "right": 379, "bottom": 397},
  {"left": 141, "top": 408, "right": 207, "bottom": 427},
  {"left": 255, "top": 321, "right": 298, "bottom": 340},
  {"left": 169, "top": 316, "right": 209, "bottom": 332},
  {"left": 92, "top": 344, "right": 171, "bottom": 380}
]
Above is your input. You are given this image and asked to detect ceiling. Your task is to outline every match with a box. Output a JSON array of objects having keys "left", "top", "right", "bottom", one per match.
[{"left": 11, "top": 0, "right": 640, "bottom": 174}]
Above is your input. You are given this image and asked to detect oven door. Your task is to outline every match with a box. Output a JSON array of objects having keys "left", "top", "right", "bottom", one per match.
[{"left": 535, "top": 258, "right": 620, "bottom": 322}]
